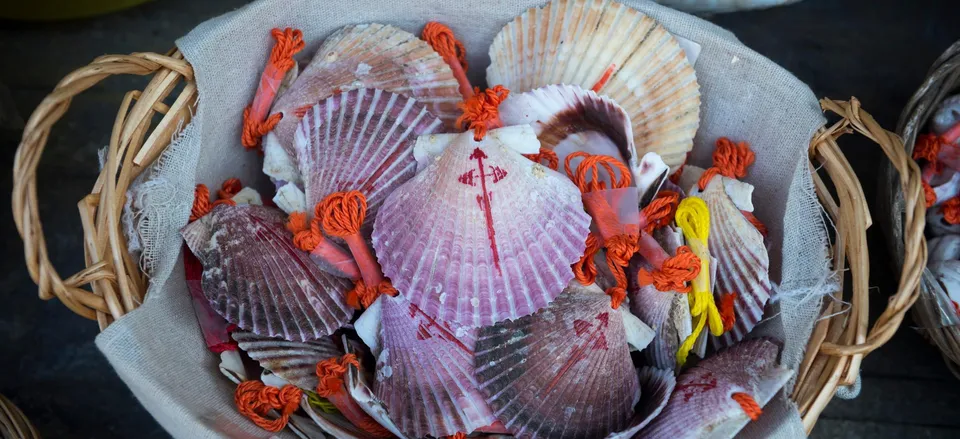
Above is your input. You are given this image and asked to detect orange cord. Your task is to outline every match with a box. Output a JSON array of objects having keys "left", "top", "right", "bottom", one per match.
[
  {"left": 719, "top": 292, "right": 738, "bottom": 332},
  {"left": 345, "top": 279, "right": 399, "bottom": 309},
  {"left": 565, "top": 151, "right": 632, "bottom": 191},
  {"left": 422, "top": 22, "right": 473, "bottom": 100},
  {"left": 604, "top": 234, "right": 639, "bottom": 308},
  {"left": 457, "top": 85, "right": 509, "bottom": 141},
  {"left": 315, "top": 354, "right": 361, "bottom": 398},
  {"left": 923, "top": 180, "right": 937, "bottom": 208},
  {"left": 641, "top": 190, "right": 680, "bottom": 234},
  {"left": 636, "top": 246, "right": 701, "bottom": 293},
  {"left": 572, "top": 233, "right": 601, "bottom": 285},
  {"left": 422, "top": 22, "right": 467, "bottom": 71},
  {"left": 732, "top": 392, "right": 762, "bottom": 421},
  {"left": 286, "top": 211, "right": 327, "bottom": 252},
  {"left": 445, "top": 433, "right": 468, "bottom": 439},
  {"left": 190, "top": 179, "right": 240, "bottom": 222},
  {"left": 941, "top": 196, "right": 960, "bottom": 224},
  {"left": 741, "top": 211, "right": 768, "bottom": 237},
  {"left": 591, "top": 64, "right": 616, "bottom": 93},
  {"left": 698, "top": 137, "right": 756, "bottom": 190},
  {"left": 234, "top": 381, "right": 303, "bottom": 433},
  {"left": 669, "top": 165, "right": 684, "bottom": 185},
  {"left": 241, "top": 28, "right": 305, "bottom": 150},
  {"left": 318, "top": 191, "right": 366, "bottom": 237},
  {"left": 914, "top": 133, "right": 943, "bottom": 165},
  {"left": 524, "top": 147, "right": 560, "bottom": 171}
]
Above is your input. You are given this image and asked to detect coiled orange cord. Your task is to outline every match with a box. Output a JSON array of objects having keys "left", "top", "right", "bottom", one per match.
[
  {"left": 241, "top": 28, "right": 305, "bottom": 150},
  {"left": 923, "top": 180, "right": 937, "bottom": 208},
  {"left": 457, "top": 85, "right": 510, "bottom": 141},
  {"left": 942, "top": 196, "right": 960, "bottom": 224},
  {"left": 669, "top": 164, "right": 684, "bottom": 185},
  {"left": 636, "top": 246, "right": 700, "bottom": 293},
  {"left": 190, "top": 178, "right": 240, "bottom": 222},
  {"left": 524, "top": 147, "right": 560, "bottom": 170},
  {"left": 234, "top": 381, "right": 303, "bottom": 433},
  {"left": 698, "top": 137, "right": 756, "bottom": 190},
  {"left": 732, "top": 392, "right": 762, "bottom": 421},
  {"left": 719, "top": 292, "right": 738, "bottom": 332},
  {"left": 572, "top": 233, "right": 601, "bottom": 285},
  {"left": 315, "top": 354, "right": 360, "bottom": 398},
  {"left": 445, "top": 433, "right": 468, "bottom": 439},
  {"left": 422, "top": 22, "right": 472, "bottom": 100},
  {"left": 318, "top": 191, "right": 395, "bottom": 307},
  {"left": 640, "top": 190, "right": 680, "bottom": 234},
  {"left": 604, "top": 234, "right": 639, "bottom": 308}
]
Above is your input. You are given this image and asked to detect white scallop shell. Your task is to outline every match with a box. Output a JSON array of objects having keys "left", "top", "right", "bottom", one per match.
[
  {"left": 933, "top": 94, "right": 960, "bottom": 135},
  {"left": 374, "top": 294, "right": 496, "bottom": 437},
  {"left": 497, "top": 84, "right": 636, "bottom": 172},
  {"left": 294, "top": 88, "right": 442, "bottom": 236},
  {"left": 487, "top": 0, "right": 701, "bottom": 170},
  {"left": 929, "top": 235, "right": 960, "bottom": 263},
  {"left": 474, "top": 282, "right": 640, "bottom": 439},
  {"left": 232, "top": 331, "right": 342, "bottom": 390},
  {"left": 271, "top": 24, "right": 462, "bottom": 155},
  {"left": 701, "top": 178, "right": 773, "bottom": 347},
  {"left": 373, "top": 130, "right": 591, "bottom": 327},
  {"left": 180, "top": 204, "right": 353, "bottom": 342},
  {"left": 639, "top": 338, "right": 793, "bottom": 438}
]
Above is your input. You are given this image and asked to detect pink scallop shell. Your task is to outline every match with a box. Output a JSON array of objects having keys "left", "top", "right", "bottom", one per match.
[
  {"left": 373, "top": 130, "right": 591, "bottom": 327},
  {"left": 373, "top": 294, "right": 496, "bottom": 437},
  {"left": 271, "top": 23, "right": 462, "bottom": 158},
  {"left": 639, "top": 338, "right": 793, "bottom": 438},
  {"left": 474, "top": 282, "right": 639, "bottom": 439},
  {"left": 294, "top": 88, "right": 442, "bottom": 236},
  {"left": 180, "top": 204, "right": 353, "bottom": 342},
  {"left": 700, "top": 178, "right": 774, "bottom": 348}
]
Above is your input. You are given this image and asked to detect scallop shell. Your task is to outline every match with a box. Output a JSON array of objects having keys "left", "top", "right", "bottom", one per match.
[
  {"left": 929, "top": 235, "right": 960, "bottom": 263},
  {"left": 497, "top": 84, "right": 636, "bottom": 170},
  {"left": 700, "top": 178, "right": 773, "bottom": 347},
  {"left": 271, "top": 23, "right": 462, "bottom": 156},
  {"left": 294, "top": 88, "right": 442, "bottom": 235},
  {"left": 639, "top": 338, "right": 793, "bottom": 439},
  {"left": 933, "top": 94, "right": 960, "bottom": 135},
  {"left": 487, "top": 0, "right": 701, "bottom": 169},
  {"left": 373, "top": 130, "right": 592, "bottom": 327},
  {"left": 232, "top": 331, "right": 342, "bottom": 390},
  {"left": 301, "top": 399, "right": 372, "bottom": 439},
  {"left": 374, "top": 294, "right": 496, "bottom": 437},
  {"left": 474, "top": 282, "right": 640, "bottom": 439},
  {"left": 180, "top": 204, "right": 353, "bottom": 342},
  {"left": 927, "top": 206, "right": 960, "bottom": 237},
  {"left": 629, "top": 225, "right": 691, "bottom": 371},
  {"left": 605, "top": 367, "right": 676, "bottom": 438}
]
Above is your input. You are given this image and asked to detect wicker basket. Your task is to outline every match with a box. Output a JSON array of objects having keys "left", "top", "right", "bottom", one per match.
[
  {"left": 12, "top": 51, "right": 924, "bottom": 434},
  {"left": 894, "top": 40, "right": 960, "bottom": 377},
  {"left": 0, "top": 393, "right": 40, "bottom": 439}
]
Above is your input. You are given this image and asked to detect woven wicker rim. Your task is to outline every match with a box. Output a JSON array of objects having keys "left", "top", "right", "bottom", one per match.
[
  {"left": 0, "top": 394, "right": 40, "bottom": 439},
  {"left": 11, "top": 52, "right": 924, "bottom": 433},
  {"left": 895, "top": 40, "right": 960, "bottom": 377}
]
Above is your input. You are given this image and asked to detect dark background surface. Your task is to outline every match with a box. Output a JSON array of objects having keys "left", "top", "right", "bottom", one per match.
[{"left": 2, "top": 0, "right": 960, "bottom": 437}]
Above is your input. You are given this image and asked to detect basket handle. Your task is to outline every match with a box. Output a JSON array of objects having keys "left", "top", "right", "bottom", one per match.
[
  {"left": 794, "top": 98, "right": 925, "bottom": 431},
  {"left": 12, "top": 51, "right": 195, "bottom": 325}
]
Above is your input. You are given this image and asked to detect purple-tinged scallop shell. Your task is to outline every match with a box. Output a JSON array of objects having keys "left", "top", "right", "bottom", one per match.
[
  {"left": 474, "top": 282, "right": 640, "bottom": 439},
  {"left": 605, "top": 367, "right": 676, "bottom": 438},
  {"left": 374, "top": 294, "right": 496, "bottom": 437},
  {"left": 294, "top": 88, "right": 442, "bottom": 237},
  {"left": 232, "top": 331, "right": 342, "bottom": 390},
  {"left": 271, "top": 24, "right": 462, "bottom": 157},
  {"left": 373, "top": 130, "right": 591, "bottom": 327},
  {"left": 180, "top": 204, "right": 353, "bottom": 342},
  {"left": 640, "top": 338, "right": 793, "bottom": 439},
  {"left": 498, "top": 84, "right": 635, "bottom": 167},
  {"left": 700, "top": 178, "right": 773, "bottom": 348},
  {"left": 487, "top": 0, "right": 701, "bottom": 170}
]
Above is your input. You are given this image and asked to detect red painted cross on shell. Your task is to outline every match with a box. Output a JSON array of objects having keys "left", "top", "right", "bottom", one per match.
[{"left": 458, "top": 147, "right": 508, "bottom": 273}]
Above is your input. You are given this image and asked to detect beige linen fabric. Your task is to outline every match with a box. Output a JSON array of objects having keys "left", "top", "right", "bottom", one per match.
[{"left": 95, "top": 0, "right": 833, "bottom": 437}]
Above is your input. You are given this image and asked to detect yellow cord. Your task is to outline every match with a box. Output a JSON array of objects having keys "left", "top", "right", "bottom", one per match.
[
  {"left": 674, "top": 196, "right": 723, "bottom": 366},
  {"left": 306, "top": 391, "right": 340, "bottom": 414}
]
